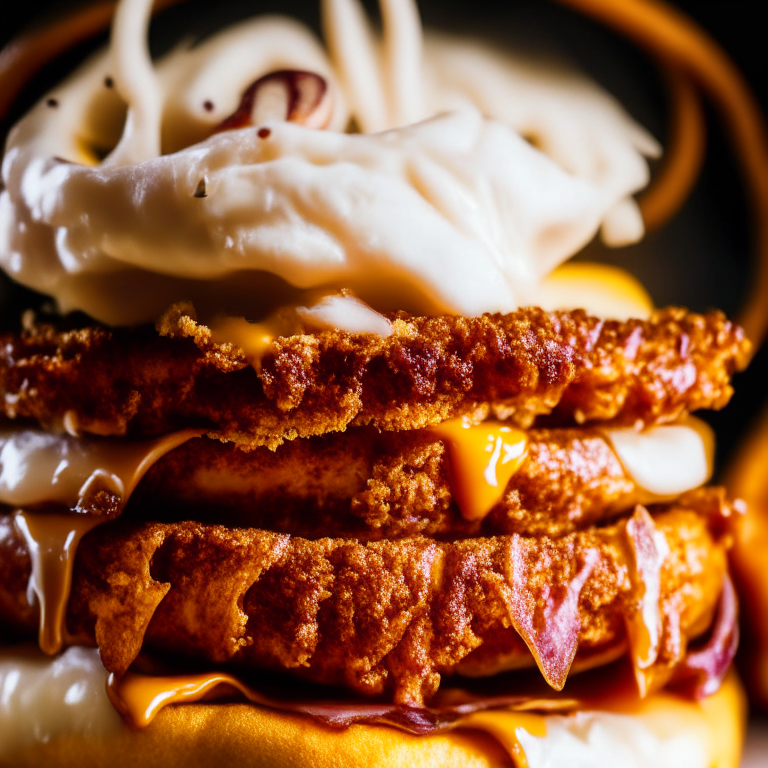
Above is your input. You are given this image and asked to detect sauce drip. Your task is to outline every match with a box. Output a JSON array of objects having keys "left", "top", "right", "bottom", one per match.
[
  {"left": 0, "top": 427, "right": 201, "bottom": 509},
  {"left": 14, "top": 511, "right": 102, "bottom": 655},
  {"left": 0, "top": 428, "right": 200, "bottom": 655},
  {"left": 428, "top": 419, "right": 528, "bottom": 521}
]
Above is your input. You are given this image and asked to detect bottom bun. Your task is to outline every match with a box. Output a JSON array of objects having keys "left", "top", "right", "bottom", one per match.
[{"left": 1, "top": 652, "right": 746, "bottom": 768}]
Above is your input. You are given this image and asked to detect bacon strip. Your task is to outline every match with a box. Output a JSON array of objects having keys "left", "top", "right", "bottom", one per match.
[{"left": 671, "top": 574, "right": 739, "bottom": 699}]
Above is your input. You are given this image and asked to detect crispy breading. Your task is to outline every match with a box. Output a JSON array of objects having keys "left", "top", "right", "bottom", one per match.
[
  {"left": 134, "top": 427, "right": 681, "bottom": 538},
  {"left": 0, "top": 496, "right": 730, "bottom": 706},
  {"left": 0, "top": 306, "right": 749, "bottom": 449}
]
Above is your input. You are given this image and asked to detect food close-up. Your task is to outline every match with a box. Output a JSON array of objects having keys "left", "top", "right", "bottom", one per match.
[{"left": 0, "top": 0, "right": 767, "bottom": 765}]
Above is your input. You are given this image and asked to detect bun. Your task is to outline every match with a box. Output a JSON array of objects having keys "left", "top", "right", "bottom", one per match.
[{"left": 4, "top": 673, "right": 745, "bottom": 768}]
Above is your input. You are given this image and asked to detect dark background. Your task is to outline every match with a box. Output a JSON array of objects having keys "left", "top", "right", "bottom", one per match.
[{"left": 1, "top": 0, "right": 766, "bottom": 468}]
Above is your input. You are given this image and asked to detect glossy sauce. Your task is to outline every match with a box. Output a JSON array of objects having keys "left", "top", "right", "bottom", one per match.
[
  {"left": 0, "top": 427, "right": 201, "bottom": 509},
  {"left": 14, "top": 511, "right": 103, "bottom": 655},
  {"left": 0, "top": 646, "right": 122, "bottom": 762},
  {"left": 0, "top": 427, "right": 199, "bottom": 654},
  {"left": 601, "top": 416, "right": 713, "bottom": 498},
  {"left": 428, "top": 419, "right": 528, "bottom": 521}
]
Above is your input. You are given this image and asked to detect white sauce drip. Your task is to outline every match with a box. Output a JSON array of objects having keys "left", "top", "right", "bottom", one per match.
[
  {"left": 0, "top": 426, "right": 198, "bottom": 508},
  {"left": 602, "top": 417, "right": 714, "bottom": 498},
  {"left": 0, "top": 646, "right": 122, "bottom": 761},
  {"left": 0, "top": 0, "right": 659, "bottom": 327}
]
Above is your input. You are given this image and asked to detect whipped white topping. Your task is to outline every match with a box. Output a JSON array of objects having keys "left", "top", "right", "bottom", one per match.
[{"left": 0, "top": 0, "right": 659, "bottom": 326}]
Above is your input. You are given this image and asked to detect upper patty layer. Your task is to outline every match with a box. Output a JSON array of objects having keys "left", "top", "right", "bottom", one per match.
[{"left": 0, "top": 306, "right": 749, "bottom": 449}]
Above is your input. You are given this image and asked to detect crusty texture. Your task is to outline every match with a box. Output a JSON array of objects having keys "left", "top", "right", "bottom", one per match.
[
  {"left": 135, "top": 427, "right": 682, "bottom": 538},
  {"left": 0, "top": 306, "right": 749, "bottom": 449},
  {"left": 0, "top": 496, "right": 729, "bottom": 706}
]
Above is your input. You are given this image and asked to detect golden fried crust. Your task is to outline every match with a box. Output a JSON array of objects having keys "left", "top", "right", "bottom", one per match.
[
  {"left": 0, "top": 306, "right": 749, "bottom": 448},
  {"left": 135, "top": 428, "right": 671, "bottom": 538},
  {"left": 0, "top": 499, "right": 728, "bottom": 706}
]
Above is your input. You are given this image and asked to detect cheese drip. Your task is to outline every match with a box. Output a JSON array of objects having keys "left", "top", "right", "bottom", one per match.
[
  {"left": 428, "top": 419, "right": 528, "bottom": 521},
  {"left": 210, "top": 294, "right": 393, "bottom": 372},
  {"left": 0, "top": 426, "right": 199, "bottom": 654}
]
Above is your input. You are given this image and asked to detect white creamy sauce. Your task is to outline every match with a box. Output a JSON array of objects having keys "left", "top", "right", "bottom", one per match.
[
  {"left": 0, "top": 426, "right": 198, "bottom": 508},
  {"left": 602, "top": 417, "right": 714, "bottom": 498},
  {"left": 0, "top": 0, "right": 658, "bottom": 327},
  {"left": 0, "top": 426, "right": 199, "bottom": 657},
  {"left": 517, "top": 707, "right": 709, "bottom": 768},
  {"left": 294, "top": 294, "right": 393, "bottom": 335},
  {"left": 0, "top": 646, "right": 122, "bottom": 761}
]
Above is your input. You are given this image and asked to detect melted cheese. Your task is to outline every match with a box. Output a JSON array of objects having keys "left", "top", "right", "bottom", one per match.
[
  {"left": 532, "top": 261, "right": 654, "bottom": 320},
  {"left": 0, "top": 644, "right": 745, "bottom": 767},
  {"left": 602, "top": 416, "right": 714, "bottom": 498},
  {"left": 428, "top": 419, "right": 528, "bottom": 521},
  {"left": 428, "top": 416, "right": 709, "bottom": 521},
  {"left": 211, "top": 294, "right": 393, "bottom": 372}
]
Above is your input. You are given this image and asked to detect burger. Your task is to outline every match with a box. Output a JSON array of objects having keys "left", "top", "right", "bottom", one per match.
[{"left": 0, "top": 0, "right": 755, "bottom": 765}]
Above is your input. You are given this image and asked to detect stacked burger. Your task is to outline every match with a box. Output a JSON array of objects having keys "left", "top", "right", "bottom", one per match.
[{"left": 0, "top": 0, "right": 752, "bottom": 765}]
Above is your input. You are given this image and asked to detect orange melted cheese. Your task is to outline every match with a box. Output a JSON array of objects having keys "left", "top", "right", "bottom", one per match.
[
  {"left": 535, "top": 261, "right": 655, "bottom": 320},
  {"left": 428, "top": 419, "right": 528, "bottom": 521},
  {"left": 210, "top": 316, "right": 281, "bottom": 374}
]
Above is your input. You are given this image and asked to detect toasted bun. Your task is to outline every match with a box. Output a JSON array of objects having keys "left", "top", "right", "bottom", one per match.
[{"left": 3, "top": 673, "right": 745, "bottom": 768}]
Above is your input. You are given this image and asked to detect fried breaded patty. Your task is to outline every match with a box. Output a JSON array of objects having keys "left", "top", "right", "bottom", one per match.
[
  {"left": 0, "top": 306, "right": 748, "bottom": 449},
  {"left": 0, "top": 494, "right": 731, "bottom": 706},
  {"left": 132, "top": 427, "right": 695, "bottom": 538}
]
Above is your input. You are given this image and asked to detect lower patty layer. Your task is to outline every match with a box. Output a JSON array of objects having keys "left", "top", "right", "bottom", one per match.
[{"left": 0, "top": 500, "right": 728, "bottom": 707}]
